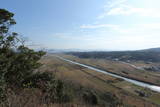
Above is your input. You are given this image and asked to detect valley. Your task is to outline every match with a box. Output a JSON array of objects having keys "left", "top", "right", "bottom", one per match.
[{"left": 40, "top": 54, "right": 160, "bottom": 107}]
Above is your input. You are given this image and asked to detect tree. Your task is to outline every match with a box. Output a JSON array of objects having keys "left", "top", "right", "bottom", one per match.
[{"left": 0, "top": 9, "right": 45, "bottom": 103}]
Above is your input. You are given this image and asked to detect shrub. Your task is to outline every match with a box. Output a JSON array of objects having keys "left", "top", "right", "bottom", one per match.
[
  {"left": 45, "top": 79, "right": 73, "bottom": 104},
  {"left": 82, "top": 90, "right": 98, "bottom": 105},
  {"left": 23, "top": 71, "right": 73, "bottom": 104},
  {"left": 4, "top": 46, "right": 46, "bottom": 87},
  {"left": 100, "top": 92, "right": 122, "bottom": 107},
  {"left": 22, "top": 72, "right": 54, "bottom": 89},
  {"left": 0, "top": 77, "right": 6, "bottom": 104}
]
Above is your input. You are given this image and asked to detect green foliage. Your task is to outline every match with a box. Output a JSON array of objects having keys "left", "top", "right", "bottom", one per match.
[
  {"left": 0, "top": 9, "right": 73, "bottom": 105},
  {"left": 0, "top": 8, "right": 46, "bottom": 86},
  {"left": 22, "top": 72, "right": 54, "bottom": 89},
  {"left": 0, "top": 9, "right": 16, "bottom": 34},
  {"left": 5, "top": 46, "right": 46, "bottom": 87},
  {"left": 22, "top": 71, "right": 73, "bottom": 104},
  {"left": 0, "top": 8, "right": 46, "bottom": 104},
  {"left": 0, "top": 77, "right": 6, "bottom": 104}
]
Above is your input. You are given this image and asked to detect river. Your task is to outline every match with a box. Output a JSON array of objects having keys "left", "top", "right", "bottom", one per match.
[{"left": 56, "top": 56, "right": 160, "bottom": 93}]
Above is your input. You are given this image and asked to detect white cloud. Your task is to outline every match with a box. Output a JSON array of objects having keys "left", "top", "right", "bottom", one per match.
[
  {"left": 138, "top": 23, "right": 160, "bottom": 30},
  {"left": 98, "top": 0, "right": 160, "bottom": 19},
  {"left": 104, "top": 0, "right": 127, "bottom": 8},
  {"left": 80, "top": 22, "right": 160, "bottom": 36},
  {"left": 107, "top": 5, "right": 160, "bottom": 17},
  {"left": 80, "top": 24, "right": 131, "bottom": 33},
  {"left": 80, "top": 24, "right": 118, "bottom": 29}
]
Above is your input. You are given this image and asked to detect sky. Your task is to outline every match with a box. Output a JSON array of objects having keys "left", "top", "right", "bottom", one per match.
[{"left": 1, "top": 0, "right": 160, "bottom": 50}]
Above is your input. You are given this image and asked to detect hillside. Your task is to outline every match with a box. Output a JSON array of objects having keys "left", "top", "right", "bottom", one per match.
[
  {"left": 39, "top": 54, "right": 160, "bottom": 107},
  {"left": 141, "top": 47, "right": 160, "bottom": 52},
  {"left": 68, "top": 48, "right": 160, "bottom": 62}
]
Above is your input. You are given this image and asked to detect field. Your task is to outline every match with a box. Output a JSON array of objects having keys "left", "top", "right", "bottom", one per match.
[
  {"left": 59, "top": 54, "right": 160, "bottom": 86},
  {"left": 39, "top": 54, "right": 160, "bottom": 107}
]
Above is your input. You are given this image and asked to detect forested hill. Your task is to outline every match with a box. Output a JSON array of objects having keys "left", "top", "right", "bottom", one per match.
[
  {"left": 68, "top": 48, "right": 160, "bottom": 62},
  {"left": 140, "top": 47, "right": 160, "bottom": 52}
]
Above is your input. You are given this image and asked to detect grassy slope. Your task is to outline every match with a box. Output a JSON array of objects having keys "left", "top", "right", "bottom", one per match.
[{"left": 40, "top": 54, "right": 160, "bottom": 107}]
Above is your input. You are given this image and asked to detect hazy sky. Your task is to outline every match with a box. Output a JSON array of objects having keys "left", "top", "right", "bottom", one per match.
[{"left": 1, "top": 0, "right": 160, "bottom": 50}]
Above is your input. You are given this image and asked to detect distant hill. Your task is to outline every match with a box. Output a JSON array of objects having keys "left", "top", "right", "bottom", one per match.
[
  {"left": 46, "top": 49, "right": 92, "bottom": 53},
  {"left": 140, "top": 47, "right": 160, "bottom": 52},
  {"left": 45, "top": 49, "right": 108, "bottom": 53},
  {"left": 68, "top": 47, "right": 160, "bottom": 62}
]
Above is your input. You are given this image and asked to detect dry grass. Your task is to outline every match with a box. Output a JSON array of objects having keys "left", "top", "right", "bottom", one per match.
[
  {"left": 5, "top": 88, "right": 103, "bottom": 107},
  {"left": 38, "top": 54, "right": 160, "bottom": 107},
  {"left": 59, "top": 54, "right": 160, "bottom": 86}
]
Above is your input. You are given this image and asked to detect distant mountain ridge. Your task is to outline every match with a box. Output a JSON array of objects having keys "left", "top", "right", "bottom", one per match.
[
  {"left": 140, "top": 47, "right": 160, "bottom": 52},
  {"left": 68, "top": 47, "right": 160, "bottom": 62},
  {"left": 45, "top": 47, "right": 160, "bottom": 53}
]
